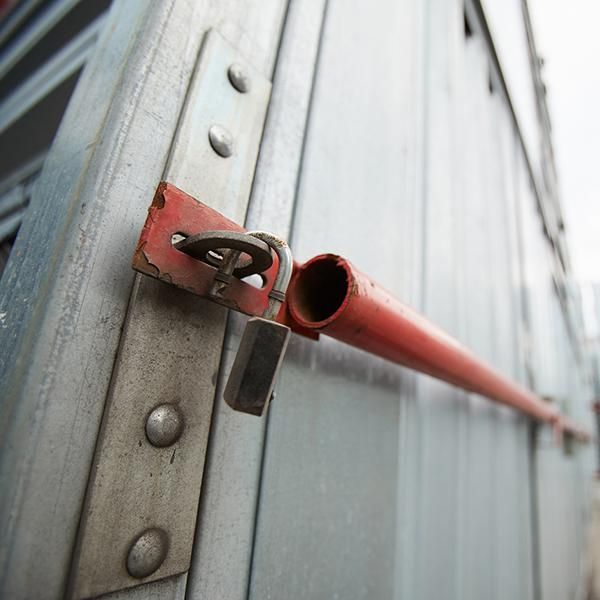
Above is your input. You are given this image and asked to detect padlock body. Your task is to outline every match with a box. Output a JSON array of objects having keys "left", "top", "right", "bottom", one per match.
[{"left": 224, "top": 317, "right": 291, "bottom": 416}]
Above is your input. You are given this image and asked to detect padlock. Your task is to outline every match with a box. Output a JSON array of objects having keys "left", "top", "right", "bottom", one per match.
[{"left": 223, "top": 231, "right": 293, "bottom": 416}]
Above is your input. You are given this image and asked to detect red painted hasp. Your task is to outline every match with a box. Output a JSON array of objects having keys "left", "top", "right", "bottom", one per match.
[{"left": 132, "top": 181, "right": 312, "bottom": 335}]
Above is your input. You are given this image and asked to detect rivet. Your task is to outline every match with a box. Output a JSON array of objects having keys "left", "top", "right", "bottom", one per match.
[
  {"left": 227, "top": 63, "right": 251, "bottom": 93},
  {"left": 209, "top": 124, "right": 234, "bottom": 158},
  {"left": 145, "top": 403, "right": 183, "bottom": 447},
  {"left": 126, "top": 528, "right": 168, "bottom": 579}
]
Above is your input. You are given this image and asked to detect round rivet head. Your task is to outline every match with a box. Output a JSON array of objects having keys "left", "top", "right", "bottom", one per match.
[
  {"left": 126, "top": 528, "right": 168, "bottom": 579},
  {"left": 228, "top": 63, "right": 251, "bottom": 93},
  {"left": 145, "top": 403, "right": 183, "bottom": 447},
  {"left": 208, "top": 124, "right": 234, "bottom": 158}
]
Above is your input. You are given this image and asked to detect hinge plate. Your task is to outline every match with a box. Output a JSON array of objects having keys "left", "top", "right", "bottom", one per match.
[{"left": 70, "top": 30, "right": 271, "bottom": 599}]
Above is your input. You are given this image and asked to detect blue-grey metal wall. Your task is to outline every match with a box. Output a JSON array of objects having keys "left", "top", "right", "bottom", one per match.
[
  {"left": 0, "top": 0, "right": 593, "bottom": 598},
  {"left": 247, "top": 1, "right": 593, "bottom": 599}
]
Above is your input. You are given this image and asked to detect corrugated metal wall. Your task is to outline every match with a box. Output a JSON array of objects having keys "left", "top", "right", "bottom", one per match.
[
  {"left": 0, "top": 0, "right": 593, "bottom": 598},
  {"left": 247, "top": 1, "right": 593, "bottom": 599}
]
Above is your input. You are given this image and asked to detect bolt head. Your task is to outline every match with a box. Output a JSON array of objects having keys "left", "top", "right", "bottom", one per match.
[
  {"left": 228, "top": 63, "right": 251, "bottom": 93},
  {"left": 145, "top": 403, "right": 183, "bottom": 447},
  {"left": 126, "top": 528, "right": 168, "bottom": 579},
  {"left": 209, "top": 124, "right": 234, "bottom": 158}
]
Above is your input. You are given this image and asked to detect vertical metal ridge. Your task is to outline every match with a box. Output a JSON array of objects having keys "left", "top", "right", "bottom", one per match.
[{"left": 245, "top": 0, "right": 331, "bottom": 596}]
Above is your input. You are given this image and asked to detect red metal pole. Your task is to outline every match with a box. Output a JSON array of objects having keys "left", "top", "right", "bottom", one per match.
[{"left": 287, "top": 254, "right": 588, "bottom": 441}]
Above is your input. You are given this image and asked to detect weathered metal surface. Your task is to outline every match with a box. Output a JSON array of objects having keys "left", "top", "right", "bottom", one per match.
[
  {"left": 0, "top": 1, "right": 593, "bottom": 600},
  {"left": 101, "top": 1, "right": 289, "bottom": 595},
  {"left": 409, "top": 2, "right": 476, "bottom": 596},
  {"left": 69, "top": 29, "right": 273, "bottom": 599},
  {"left": 0, "top": 2, "right": 206, "bottom": 596},
  {"left": 518, "top": 133, "right": 595, "bottom": 600},
  {"left": 0, "top": 0, "right": 286, "bottom": 598},
  {"left": 250, "top": 1, "right": 590, "bottom": 600},
  {"left": 458, "top": 34, "right": 533, "bottom": 599},
  {"left": 250, "top": 0, "right": 422, "bottom": 596}
]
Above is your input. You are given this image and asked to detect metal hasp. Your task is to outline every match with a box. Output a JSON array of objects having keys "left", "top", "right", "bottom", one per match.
[
  {"left": 138, "top": 185, "right": 294, "bottom": 417},
  {"left": 134, "top": 184, "right": 279, "bottom": 317},
  {"left": 70, "top": 30, "right": 272, "bottom": 599},
  {"left": 132, "top": 182, "right": 315, "bottom": 337},
  {"left": 286, "top": 254, "right": 590, "bottom": 442}
]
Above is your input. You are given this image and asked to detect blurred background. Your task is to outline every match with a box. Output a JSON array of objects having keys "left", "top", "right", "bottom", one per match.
[{"left": 529, "top": 1, "right": 600, "bottom": 397}]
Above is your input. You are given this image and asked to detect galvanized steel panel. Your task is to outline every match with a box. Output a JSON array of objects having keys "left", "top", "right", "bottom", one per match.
[
  {"left": 250, "top": 0, "right": 423, "bottom": 597},
  {"left": 248, "top": 1, "right": 590, "bottom": 599},
  {"left": 0, "top": 0, "right": 287, "bottom": 597},
  {"left": 0, "top": 0, "right": 592, "bottom": 598}
]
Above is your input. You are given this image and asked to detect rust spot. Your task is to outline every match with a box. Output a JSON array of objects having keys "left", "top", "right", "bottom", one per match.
[
  {"left": 132, "top": 246, "right": 160, "bottom": 278},
  {"left": 151, "top": 182, "right": 168, "bottom": 209},
  {"left": 147, "top": 206, "right": 159, "bottom": 224}
]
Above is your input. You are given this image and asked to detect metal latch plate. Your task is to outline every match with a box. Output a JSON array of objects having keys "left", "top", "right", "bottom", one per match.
[
  {"left": 133, "top": 182, "right": 280, "bottom": 315},
  {"left": 132, "top": 182, "right": 317, "bottom": 338},
  {"left": 70, "top": 30, "right": 271, "bottom": 599}
]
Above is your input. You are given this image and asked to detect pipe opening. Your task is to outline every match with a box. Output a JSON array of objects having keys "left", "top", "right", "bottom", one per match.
[{"left": 290, "top": 256, "right": 349, "bottom": 325}]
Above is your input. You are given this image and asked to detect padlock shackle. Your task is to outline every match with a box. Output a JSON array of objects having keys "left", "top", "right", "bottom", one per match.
[{"left": 247, "top": 231, "right": 293, "bottom": 319}]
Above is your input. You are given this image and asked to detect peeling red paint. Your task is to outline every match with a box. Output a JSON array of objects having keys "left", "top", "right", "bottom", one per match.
[{"left": 132, "top": 182, "right": 316, "bottom": 339}]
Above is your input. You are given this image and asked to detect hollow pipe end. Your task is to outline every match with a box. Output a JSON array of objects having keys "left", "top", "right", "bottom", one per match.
[{"left": 287, "top": 254, "right": 353, "bottom": 329}]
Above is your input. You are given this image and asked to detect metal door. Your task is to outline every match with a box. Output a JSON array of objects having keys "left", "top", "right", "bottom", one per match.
[{"left": 0, "top": 1, "right": 593, "bottom": 599}]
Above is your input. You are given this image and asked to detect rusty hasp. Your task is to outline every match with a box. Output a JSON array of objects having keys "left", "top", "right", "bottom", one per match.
[
  {"left": 132, "top": 182, "right": 314, "bottom": 339},
  {"left": 132, "top": 182, "right": 303, "bottom": 417},
  {"left": 132, "top": 182, "right": 281, "bottom": 316}
]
